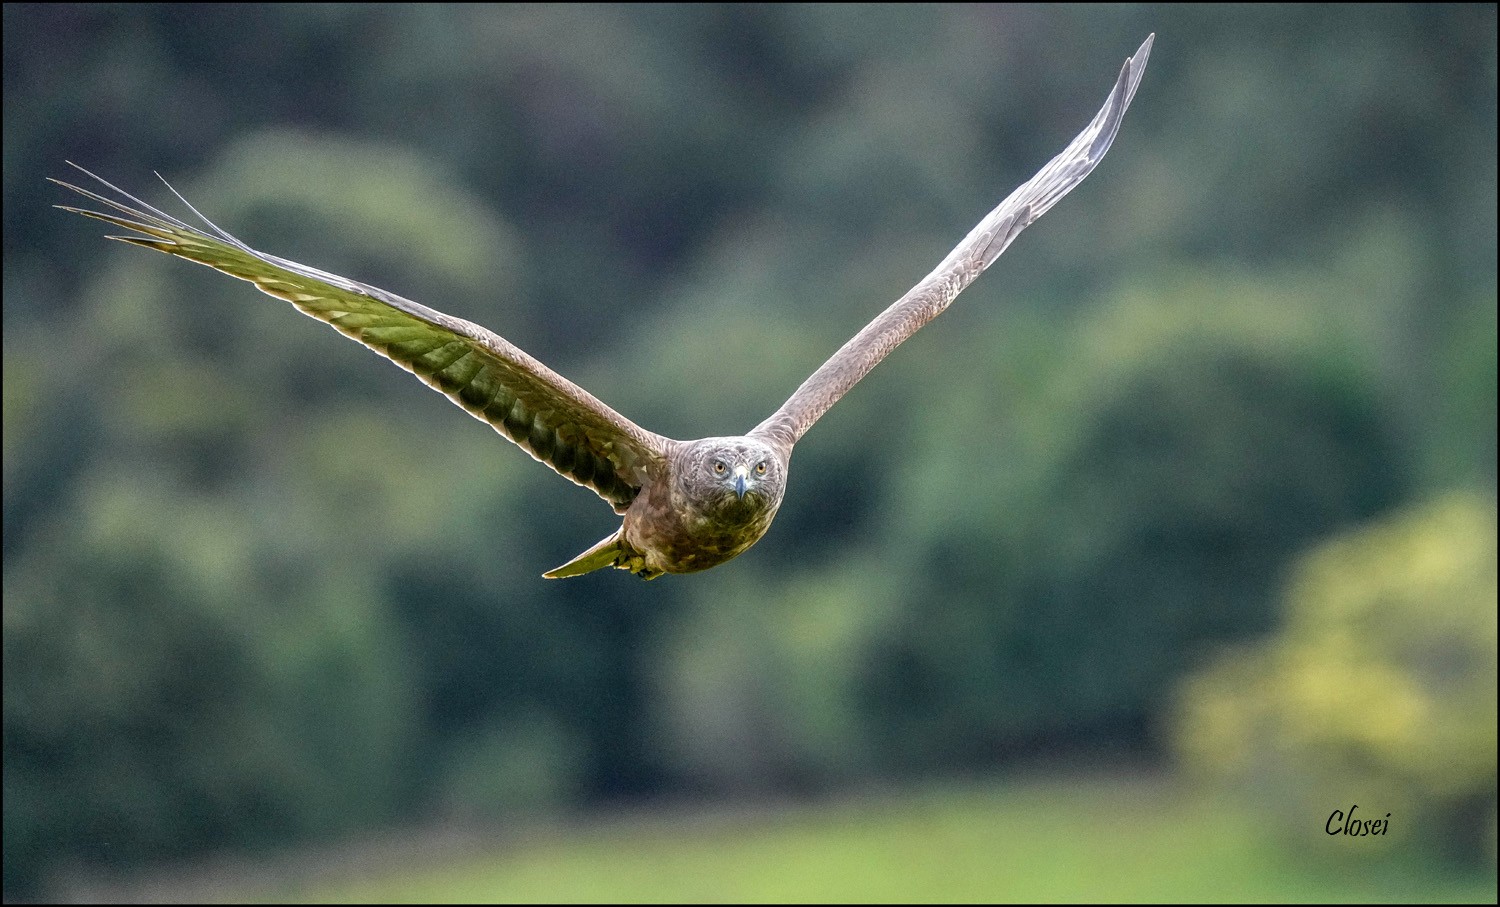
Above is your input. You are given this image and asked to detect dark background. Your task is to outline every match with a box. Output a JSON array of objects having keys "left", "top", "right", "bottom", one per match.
[{"left": 4, "top": 4, "right": 1495, "bottom": 898}]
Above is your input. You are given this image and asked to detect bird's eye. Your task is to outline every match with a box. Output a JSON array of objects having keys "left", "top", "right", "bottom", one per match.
[
  {"left": 755, "top": 461, "right": 767, "bottom": 476},
  {"left": 713, "top": 460, "right": 726, "bottom": 475}
]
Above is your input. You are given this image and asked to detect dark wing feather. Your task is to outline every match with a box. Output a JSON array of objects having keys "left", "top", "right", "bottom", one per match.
[
  {"left": 752, "top": 34, "right": 1153, "bottom": 450},
  {"left": 51, "top": 164, "right": 674, "bottom": 513}
]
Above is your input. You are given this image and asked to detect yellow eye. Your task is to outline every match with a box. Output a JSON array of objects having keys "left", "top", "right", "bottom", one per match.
[
  {"left": 713, "top": 461, "right": 726, "bottom": 475},
  {"left": 755, "top": 461, "right": 767, "bottom": 476}
]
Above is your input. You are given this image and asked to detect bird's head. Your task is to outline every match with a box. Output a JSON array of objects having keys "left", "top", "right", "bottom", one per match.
[{"left": 679, "top": 436, "right": 785, "bottom": 514}]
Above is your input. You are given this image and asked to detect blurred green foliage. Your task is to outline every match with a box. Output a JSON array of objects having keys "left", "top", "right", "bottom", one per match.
[
  {"left": 1176, "top": 492, "right": 1498, "bottom": 867},
  {"left": 3, "top": 4, "right": 1495, "bottom": 897}
]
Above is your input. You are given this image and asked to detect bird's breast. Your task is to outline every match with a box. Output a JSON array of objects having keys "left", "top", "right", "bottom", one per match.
[{"left": 623, "top": 483, "right": 781, "bottom": 575}]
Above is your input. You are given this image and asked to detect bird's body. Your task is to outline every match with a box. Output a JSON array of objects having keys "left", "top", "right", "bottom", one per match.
[
  {"left": 583, "top": 437, "right": 786, "bottom": 579},
  {"left": 53, "top": 36, "right": 1152, "bottom": 579}
]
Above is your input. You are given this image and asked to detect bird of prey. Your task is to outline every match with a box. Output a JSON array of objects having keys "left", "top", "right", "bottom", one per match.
[{"left": 52, "top": 35, "right": 1152, "bottom": 580}]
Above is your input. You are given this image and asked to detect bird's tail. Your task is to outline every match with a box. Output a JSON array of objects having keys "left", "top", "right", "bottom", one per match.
[{"left": 544, "top": 528, "right": 632, "bottom": 579}]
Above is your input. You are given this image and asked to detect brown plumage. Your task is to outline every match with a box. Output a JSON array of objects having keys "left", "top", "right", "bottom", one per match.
[{"left": 51, "top": 35, "right": 1153, "bottom": 579}]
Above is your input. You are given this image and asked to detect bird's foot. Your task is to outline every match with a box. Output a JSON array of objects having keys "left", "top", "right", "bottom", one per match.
[{"left": 612, "top": 552, "right": 663, "bottom": 580}]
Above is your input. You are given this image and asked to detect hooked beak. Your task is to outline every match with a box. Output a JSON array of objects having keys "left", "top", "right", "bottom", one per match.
[{"left": 732, "top": 464, "right": 750, "bottom": 499}]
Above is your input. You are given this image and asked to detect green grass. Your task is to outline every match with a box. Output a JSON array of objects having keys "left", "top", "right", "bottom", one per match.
[{"left": 243, "top": 775, "right": 1493, "bottom": 903}]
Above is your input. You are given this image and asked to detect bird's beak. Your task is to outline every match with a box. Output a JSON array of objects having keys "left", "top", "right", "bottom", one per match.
[{"left": 732, "top": 464, "right": 749, "bottom": 499}]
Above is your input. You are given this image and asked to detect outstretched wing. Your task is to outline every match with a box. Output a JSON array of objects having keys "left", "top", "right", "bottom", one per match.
[
  {"left": 752, "top": 34, "right": 1153, "bottom": 450},
  {"left": 52, "top": 164, "right": 674, "bottom": 512}
]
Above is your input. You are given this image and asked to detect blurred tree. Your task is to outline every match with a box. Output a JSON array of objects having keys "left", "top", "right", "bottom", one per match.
[
  {"left": 1175, "top": 491, "right": 1498, "bottom": 867},
  {"left": 854, "top": 278, "right": 1411, "bottom": 770},
  {"left": 2, "top": 469, "right": 417, "bottom": 893}
]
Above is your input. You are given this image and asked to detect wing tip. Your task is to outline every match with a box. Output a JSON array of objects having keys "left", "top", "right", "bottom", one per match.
[{"left": 1090, "top": 33, "right": 1154, "bottom": 160}]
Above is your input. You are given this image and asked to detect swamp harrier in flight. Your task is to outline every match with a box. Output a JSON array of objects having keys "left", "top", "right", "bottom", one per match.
[{"left": 53, "top": 35, "right": 1153, "bottom": 579}]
